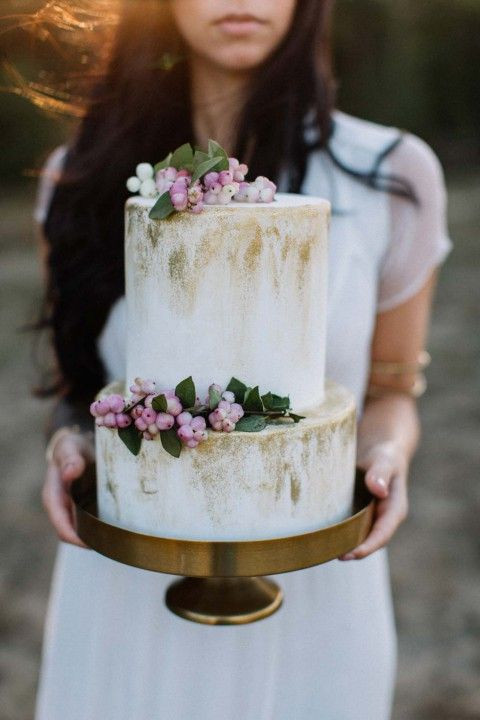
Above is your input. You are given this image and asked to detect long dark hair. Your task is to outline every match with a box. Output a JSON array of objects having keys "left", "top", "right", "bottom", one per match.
[{"left": 38, "top": 0, "right": 416, "bottom": 401}]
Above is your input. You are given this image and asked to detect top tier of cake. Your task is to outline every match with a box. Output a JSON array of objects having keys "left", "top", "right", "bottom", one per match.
[{"left": 125, "top": 192, "right": 330, "bottom": 412}]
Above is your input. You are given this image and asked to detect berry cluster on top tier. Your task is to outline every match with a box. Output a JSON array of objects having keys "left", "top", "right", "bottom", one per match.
[
  {"left": 91, "top": 375, "right": 304, "bottom": 458},
  {"left": 125, "top": 139, "right": 277, "bottom": 221}
]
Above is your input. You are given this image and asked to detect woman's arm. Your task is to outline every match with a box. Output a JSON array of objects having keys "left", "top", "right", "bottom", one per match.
[
  {"left": 36, "top": 220, "right": 93, "bottom": 548},
  {"left": 340, "top": 266, "right": 440, "bottom": 560}
]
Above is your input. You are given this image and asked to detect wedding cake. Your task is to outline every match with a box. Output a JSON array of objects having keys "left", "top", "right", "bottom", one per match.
[{"left": 91, "top": 143, "right": 357, "bottom": 541}]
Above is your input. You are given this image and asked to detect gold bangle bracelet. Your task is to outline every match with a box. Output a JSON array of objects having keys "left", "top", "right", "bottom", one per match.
[
  {"left": 370, "top": 350, "right": 431, "bottom": 376},
  {"left": 365, "top": 373, "right": 427, "bottom": 399},
  {"left": 45, "top": 425, "right": 81, "bottom": 464}
]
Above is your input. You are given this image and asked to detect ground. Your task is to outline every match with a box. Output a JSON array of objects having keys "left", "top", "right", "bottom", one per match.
[{"left": 0, "top": 175, "right": 478, "bottom": 719}]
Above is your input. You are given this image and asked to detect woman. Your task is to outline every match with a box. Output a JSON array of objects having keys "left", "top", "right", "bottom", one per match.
[{"left": 34, "top": 1, "right": 453, "bottom": 718}]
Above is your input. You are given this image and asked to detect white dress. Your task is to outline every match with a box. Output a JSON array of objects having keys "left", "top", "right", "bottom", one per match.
[{"left": 33, "top": 109, "right": 453, "bottom": 720}]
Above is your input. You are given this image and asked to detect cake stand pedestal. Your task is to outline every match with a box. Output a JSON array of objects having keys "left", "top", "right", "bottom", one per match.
[{"left": 71, "top": 467, "right": 374, "bottom": 625}]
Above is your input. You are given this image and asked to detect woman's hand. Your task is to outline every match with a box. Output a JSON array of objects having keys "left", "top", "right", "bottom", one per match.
[
  {"left": 42, "top": 430, "right": 94, "bottom": 548},
  {"left": 339, "top": 440, "right": 410, "bottom": 561}
]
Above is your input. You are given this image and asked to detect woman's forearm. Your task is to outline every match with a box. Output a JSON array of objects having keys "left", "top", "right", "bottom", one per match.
[{"left": 357, "top": 394, "right": 421, "bottom": 468}]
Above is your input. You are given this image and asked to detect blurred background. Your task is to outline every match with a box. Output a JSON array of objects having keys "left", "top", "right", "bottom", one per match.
[{"left": 1, "top": 1, "right": 479, "bottom": 718}]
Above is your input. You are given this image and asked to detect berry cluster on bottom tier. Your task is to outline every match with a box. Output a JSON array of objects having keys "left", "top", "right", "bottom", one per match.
[{"left": 90, "top": 375, "right": 305, "bottom": 458}]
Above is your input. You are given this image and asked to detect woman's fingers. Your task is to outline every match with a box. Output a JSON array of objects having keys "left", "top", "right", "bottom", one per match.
[
  {"left": 42, "top": 433, "right": 90, "bottom": 548},
  {"left": 339, "top": 473, "right": 408, "bottom": 561},
  {"left": 42, "top": 462, "right": 88, "bottom": 548},
  {"left": 53, "top": 435, "right": 87, "bottom": 484}
]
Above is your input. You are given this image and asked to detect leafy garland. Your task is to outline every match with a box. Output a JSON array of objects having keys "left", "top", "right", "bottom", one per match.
[
  {"left": 94, "top": 375, "right": 305, "bottom": 458},
  {"left": 125, "top": 139, "right": 276, "bottom": 220}
]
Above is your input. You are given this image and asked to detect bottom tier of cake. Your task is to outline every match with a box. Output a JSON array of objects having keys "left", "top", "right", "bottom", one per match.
[{"left": 95, "top": 379, "right": 357, "bottom": 541}]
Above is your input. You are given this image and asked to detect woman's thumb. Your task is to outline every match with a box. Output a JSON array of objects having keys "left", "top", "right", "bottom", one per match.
[{"left": 364, "top": 460, "right": 394, "bottom": 499}]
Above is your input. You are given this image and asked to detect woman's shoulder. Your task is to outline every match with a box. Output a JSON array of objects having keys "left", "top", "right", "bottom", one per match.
[
  {"left": 329, "top": 109, "right": 401, "bottom": 156},
  {"left": 33, "top": 144, "right": 70, "bottom": 225},
  {"left": 329, "top": 109, "right": 445, "bottom": 191}
]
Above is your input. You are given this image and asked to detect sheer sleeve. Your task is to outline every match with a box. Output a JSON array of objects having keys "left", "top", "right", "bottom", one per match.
[
  {"left": 32, "top": 144, "right": 69, "bottom": 225},
  {"left": 376, "top": 133, "right": 453, "bottom": 313}
]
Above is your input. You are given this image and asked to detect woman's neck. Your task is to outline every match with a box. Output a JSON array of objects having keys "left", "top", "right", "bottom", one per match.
[{"left": 188, "top": 54, "right": 251, "bottom": 155}]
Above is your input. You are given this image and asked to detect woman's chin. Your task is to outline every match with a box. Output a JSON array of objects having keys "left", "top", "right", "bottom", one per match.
[{"left": 212, "top": 50, "right": 267, "bottom": 74}]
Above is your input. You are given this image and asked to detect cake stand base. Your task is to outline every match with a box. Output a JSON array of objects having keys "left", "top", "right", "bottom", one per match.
[
  {"left": 165, "top": 577, "right": 283, "bottom": 625},
  {"left": 71, "top": 467, "right": 374, "bottom": 625}
]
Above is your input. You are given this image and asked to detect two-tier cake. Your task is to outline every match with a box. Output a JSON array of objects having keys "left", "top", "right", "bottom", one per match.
[{"left": 94, "top": 190, "right": 357, "bottom": 541}]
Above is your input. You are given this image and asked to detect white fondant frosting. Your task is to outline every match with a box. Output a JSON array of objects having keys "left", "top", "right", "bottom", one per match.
[
  {"left": 94, "top": 191, "right": 357, "bottom": 542},
  {"left": 96, "top": 379, "right": 356, "bottom": 541},
  {"left": 125, "top": 193, "right": 331, "bottom": 411}
]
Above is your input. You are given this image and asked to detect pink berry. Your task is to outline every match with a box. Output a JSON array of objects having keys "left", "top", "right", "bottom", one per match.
[
  {"left": 143, "top": 431, "right": 154, "bottom": 441},
  {"left": 95, "top": 416, "right": 104, "bottom": 426},
  {"left": 186, "top": 438, "right": 199, "bottom": 448},
  {"left": 156, "top": 412, "right": 175, "bottom": 431},
  {"left": 142, "top": 407, "right": 157, "bottom": 424},
  {"left": 90, "top": 401, "right": 99, "bottom": 417},
  {"left": 141, "top": 380, "right": 156, "bottom": 395},
  {"left": 131, "top": 405, "right": 144, "bottom": 419},
  {"left": 204, "top": 171, "right": 219, "bottom": 188},
  {"left": 211, "top": 407, "right": 227, "bottom": 422},
  {"left": 177, "top": 411, "right": 193, "bottom": 426},
  {"left": 95, "top": 398, "right": 111, "bottom": 416},
  {"left": 260, "top": 187, "right": 275, "bottom": 202},
  {"left": 171, "top": 192, "right": 188, "bottom": 211},
  {"left": 165, "top": 166, "right": 177, "bottom": 182},
  {"left": 135, "top": 417, "right": 148, "bottom": 432},
  {"left": 221, "top": 390, "right": 235, "bottom": 403},
  {"left": 222, "top": 418, "right": 236, "bottom": 432},
  {"left": 230, "top": 403, "right": 244, "bottom": 419},
  {"left": 116, "top": 413, "right": 132, "bottom": 428},
  {"left": 191, "top": 416, "right": 206, "bottom": 431},
  {"left": 193, "top": 429, "right": 208, "bottom": 442},
  {"left": 108, "top": 394, "right": 125, "bottom": 414},
  {"left": 177, "top": 424, "right": 194, "bottom": 442},
  {"left": 129, "top": 382, "right": 141, "bottom": 394},
  {"left": 218, "top": 170, "right": 233, "bottom": 185},
  {"left": 167, "top": 397, "right": 183, "bottom": 416},
  {"left": 103, "top": 412, "right": 117, "bottom": 428},
  {"left": 218, "top": 400, "right": 231, "bottom": 411},
  {"left": 189, "top": 200, "right": 204, "bottom": 214}
]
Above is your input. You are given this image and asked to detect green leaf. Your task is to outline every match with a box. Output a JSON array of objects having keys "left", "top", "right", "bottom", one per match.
[
  {"left": 175, "top": 376, "right": 196, "bottom": 408},
  {"left": 154, "top": 152, "right": 172, "bottom": 172},
  {"left": 148, "top": 191, "right": 175, "bottom": 220},
  {"left": 207, "top": 139, "right": 229, "bottom": 170},
  {"left": 170, "top": 142, "right": 194, "bottom": 171},
  {"left": 243, "top": 386, "right": 264, "bottom": 412},
  {"left": 261, "top": 392, "right": 291, "bottom": 412},
  {"left": 193, "top": 149, "right": 210, "bottom": 165},
  {"left": 118, "top": 425, "right": 142, "bottom": 456},
  {"left": 225, "top": 377, "right": 248, "bottom": 404},
  {"left": 152, "top": 393, "right": 168, "bottom": 413},
  {"left": 235, "top": 415, "right": 267, "bottom": 432},
  {"left": 160, "top": 428, "right": 182, "bottom": 458},
  {"left": 288, "top": 412, "right": 306, "bottom": 423},
  {"left": 191, "top": 156, "right": 225, "bottom": 184},
  {"left": 208, "top": 385, "right": 222, "bottom": 410}
]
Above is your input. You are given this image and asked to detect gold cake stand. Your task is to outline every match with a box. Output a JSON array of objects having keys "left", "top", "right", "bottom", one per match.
[{"left": 71, "top": 467, "right": 375, "bottom": 626}]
